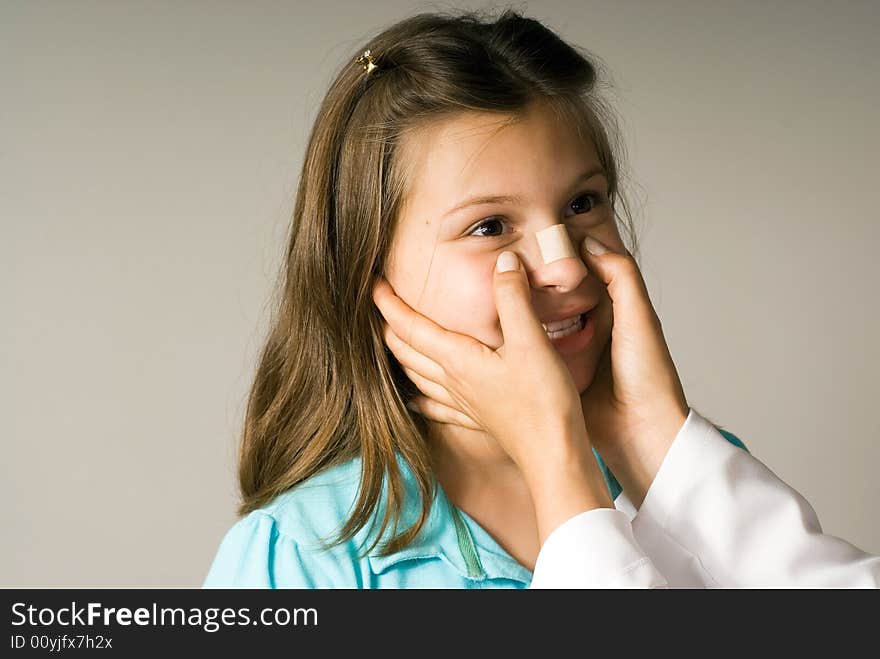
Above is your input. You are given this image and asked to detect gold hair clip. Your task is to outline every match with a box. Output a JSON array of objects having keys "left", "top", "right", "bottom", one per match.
[{"left": 356, "top": 49, "right": 378, "bottom": 75}]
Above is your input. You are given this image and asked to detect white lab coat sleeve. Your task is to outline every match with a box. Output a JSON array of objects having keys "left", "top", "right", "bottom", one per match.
[
  {"left": 629, "top": 408, "right": 880, "bottom": 587},
  {"left": 530, "top": 507, "right": 669, "bottom": 588}
]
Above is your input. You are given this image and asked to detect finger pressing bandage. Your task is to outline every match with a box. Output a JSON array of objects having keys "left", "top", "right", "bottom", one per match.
[{"left": 535, "top": 224, "right": 578, "bottom": 264}]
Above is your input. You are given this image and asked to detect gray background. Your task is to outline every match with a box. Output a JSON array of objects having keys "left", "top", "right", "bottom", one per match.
[{"left": 2, "top": 0, "right": 877, "bottom": 586}]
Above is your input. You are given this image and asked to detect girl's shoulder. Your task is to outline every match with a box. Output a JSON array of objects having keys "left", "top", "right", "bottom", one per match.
[
  {"left": 204, "top": 454, "right": 422, "bottom": 588},
  {"left": 253, "top": 454, "right": 370, "bottom": 550}
]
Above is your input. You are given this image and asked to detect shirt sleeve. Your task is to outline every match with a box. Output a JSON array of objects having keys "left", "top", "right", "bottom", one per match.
[
  {"left": 530, "top": 507, "right": 669, "bottom": 588},
  {"left": 202, "top": 511, "right": 317, "bottom": 588},
  {"left": 630, "top": 408, "right": 880, "bottom": 588}
]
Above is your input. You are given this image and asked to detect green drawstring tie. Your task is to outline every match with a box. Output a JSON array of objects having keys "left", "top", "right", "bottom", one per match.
[{"left": 449, "top": 504, "right": 486, "bottom": 579}]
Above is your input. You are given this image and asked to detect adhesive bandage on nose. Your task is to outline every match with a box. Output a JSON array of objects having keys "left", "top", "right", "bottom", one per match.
[{"left": 535, "top": 224, "right": 578, "bottom": 264}]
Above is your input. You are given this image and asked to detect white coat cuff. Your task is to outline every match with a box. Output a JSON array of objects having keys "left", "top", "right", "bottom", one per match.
[
  {"left": 632, "top": 407, "right": 735, "bottom": 534},
  {"left": 530, "top": 507, "right": 668, "bottom": 588}
]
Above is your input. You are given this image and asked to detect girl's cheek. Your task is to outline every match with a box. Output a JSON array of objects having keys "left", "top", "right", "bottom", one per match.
[{"left": 430, "top": 255, "right": 499, "bottom": 340}]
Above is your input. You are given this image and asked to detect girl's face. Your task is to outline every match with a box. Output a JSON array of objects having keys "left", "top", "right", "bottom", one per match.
[{"left": 385, "top": 99, "right": 626, "bottom": 393}]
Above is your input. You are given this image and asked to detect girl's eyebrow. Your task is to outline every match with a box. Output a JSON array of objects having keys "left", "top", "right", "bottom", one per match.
[{"left": 440, "top": 166, "right": 607, "bottom": 221}]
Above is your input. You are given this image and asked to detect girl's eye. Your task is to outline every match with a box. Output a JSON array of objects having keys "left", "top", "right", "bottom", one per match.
[
  {"left": 468, "top": 217, "right": 507, "bottom": 238},
  {"left": 466, "top": 191, "right": 605, "bottom": 238},
  {"left": 568, "top": 192, "right": 602, "bottom": 216}
]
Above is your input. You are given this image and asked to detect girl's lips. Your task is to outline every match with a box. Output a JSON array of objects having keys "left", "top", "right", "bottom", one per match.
[
  {"left": 539, "top": 301, "right": 599, "bottom": 327},
  {"left": 548, "top": 308, "right": 596, "bottom": 355}
]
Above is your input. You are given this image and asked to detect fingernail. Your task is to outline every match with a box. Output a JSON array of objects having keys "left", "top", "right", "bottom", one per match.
[
  {"left": 496, "top": 251, "right": 519, "bottom": 272},
  {"left": 582, "top": 236, "right": 608, "bottom": 255},
  {"left": 405, "top": 401, "right": 418, "bottom": 412}
]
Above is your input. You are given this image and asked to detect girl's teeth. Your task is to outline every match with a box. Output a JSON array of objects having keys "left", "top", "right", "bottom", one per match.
[
  {"left": 541, "top": 314, "right": 580, "bottom": 332},
  {"left": 544, "top": 314, "right": 584, "bottom": 339}
]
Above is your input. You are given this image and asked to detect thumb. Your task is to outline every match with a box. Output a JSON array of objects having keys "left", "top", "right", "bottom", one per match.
[
  {"left": 580, "top": 236, "right": 659, "bottom": 328},
  {"left": 493, "top": 251, "right": 549, "bottom": 351}
]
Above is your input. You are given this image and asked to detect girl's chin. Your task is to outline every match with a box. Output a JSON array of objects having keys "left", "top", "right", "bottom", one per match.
[
  {"left": 570, "top": 361, "right": 596, "bottom": 394},
  {"left": 563, "top": 340, "right": 608, "bottom": 394}
]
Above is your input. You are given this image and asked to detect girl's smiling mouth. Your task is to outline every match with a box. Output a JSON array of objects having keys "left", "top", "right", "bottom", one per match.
[{"left": 545, "top": 308, "right": 597, "bottom": 355}]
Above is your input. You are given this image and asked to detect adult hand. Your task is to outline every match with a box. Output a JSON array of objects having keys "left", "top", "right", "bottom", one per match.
[
  {"left": 373, "top": 251, "right": 614, "bottom": 542},
  {"left": 379, "top": 235, "right": 691, "bottom": 510},
  {"left": 373, "top": 251, "right": 586, "bottom": 475},
  {"left": 576, "top": 236, "right": 690, "bottom": 507}
]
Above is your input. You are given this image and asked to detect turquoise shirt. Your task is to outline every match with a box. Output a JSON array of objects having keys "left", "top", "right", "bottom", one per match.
[{"left": 203, "top": 429, "right": 747, "bottom": 589}]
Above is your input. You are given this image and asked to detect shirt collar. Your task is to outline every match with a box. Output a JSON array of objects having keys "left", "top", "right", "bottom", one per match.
[
  {"left": 366, "top": 449, "right": 622, "bottom": 584},
  {"left": 366, "top": 452, "right": 532, "bottom": 584}
]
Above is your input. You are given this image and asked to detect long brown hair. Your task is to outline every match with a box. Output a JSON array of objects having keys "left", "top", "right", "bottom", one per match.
[{"left": 237, "top": 7, "right": 641, "bottom": 557}]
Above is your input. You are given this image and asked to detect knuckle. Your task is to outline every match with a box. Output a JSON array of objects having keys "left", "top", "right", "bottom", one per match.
[
  {"left": 442, "top": 345, "right": 470, "bottom": 379},
  {"left": 444, "top": 351, "right": 464, "bottom": 380}
]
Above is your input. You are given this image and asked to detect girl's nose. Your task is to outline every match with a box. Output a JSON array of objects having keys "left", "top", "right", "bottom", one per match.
[{"left": 526, "top": 223, "right": 588, "bottom": 293}]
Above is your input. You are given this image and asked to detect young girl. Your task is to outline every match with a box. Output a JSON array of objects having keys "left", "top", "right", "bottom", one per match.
[{"left": 203, "top": 8, "right": 878, "bottom": 588}]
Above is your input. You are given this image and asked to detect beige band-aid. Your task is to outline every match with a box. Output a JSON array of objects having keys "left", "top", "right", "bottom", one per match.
[{"left": 535, "top": 224, "right": 578, "bottom": 264}]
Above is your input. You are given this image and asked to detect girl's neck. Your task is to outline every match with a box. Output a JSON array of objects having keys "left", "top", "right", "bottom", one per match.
[
  {"left": 426, "top": 421, "right": 524, "bottom": 493},
  {"left": 425, "top": 420, "right": 540, "bottom": 572}
]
